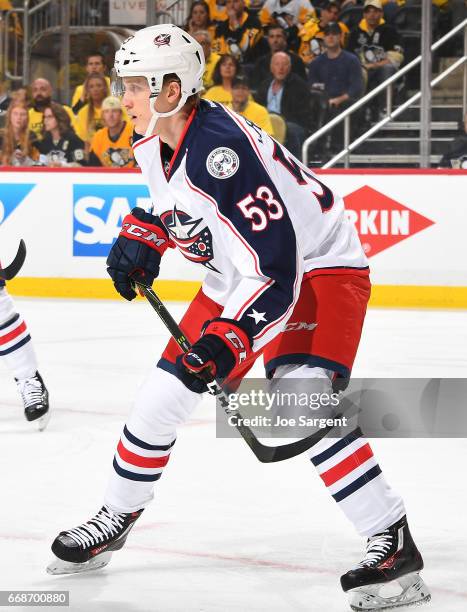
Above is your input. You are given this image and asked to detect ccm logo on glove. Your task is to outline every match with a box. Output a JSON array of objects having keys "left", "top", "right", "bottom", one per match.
[{"left": 120, "top": 214, "right": 171, "bottom": 252}]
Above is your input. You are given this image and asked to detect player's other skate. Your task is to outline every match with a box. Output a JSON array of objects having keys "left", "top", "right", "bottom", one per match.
[
  {"left": 47, "top": 505, "right": 143, "bottom": 575},
  {"left": 341, "top": 515, "right": 431, "bottom": 611},
  {"left": 16, "top": 371, "right": 50, "bottom": 431}
]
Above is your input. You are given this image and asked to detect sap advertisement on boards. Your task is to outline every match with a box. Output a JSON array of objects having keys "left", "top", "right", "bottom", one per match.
[{"left": 0, "top": 168, "right": 466, "bottom": 286}]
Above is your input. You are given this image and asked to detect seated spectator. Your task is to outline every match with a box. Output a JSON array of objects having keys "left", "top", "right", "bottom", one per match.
[
  {"left": 0, "top": 85, "right": 30, "bottom": 112},
  {"left": 193, "top": 30, "right": 221, "bottom": 90},
  {"left": 308, "top": 22, "right": 364, "bottom": 149},
  {"left": 185, "top": 1, "right": 216, "bottom": 40},
  {"left": 88, "top": 96, "right": 135, "bottom": 168},
  {"left": 204, "top": 54, "right": 242, "bottom": 105},
  {"left": 0, "top": 101, "right": 37, "bottom": 166},
  {"left": 347, "top": 0, "right": 404, "bottom": 119},
  {"left": 252, "top": 25, "right": 306, "bottom": 87},
  {"left": 229, "top": 76, "right": 274, "bottom": 134},
  {"left": 298, "top": 1, "right": 349, "bottom": 65},
  {"left": 259, "top": 0, "right": 316, "bottom": 29},
  {"left": 71, "top": 52, "right": 110, "bottom": 115},
  {"left": 212, "top": 0, "right": 264, "bottom": 63},
  {"left": 206, "top": 0, "right": 228, "bottom": 22},
  {"left": 439, "top": 111, "right": 467, "bottom": 168},
  {"left": 29, "top": 78, "right": 76, "bottom": 138},
  {"left": 34, "top": 102, "right": 85, "bottom": 166},
  {"left": 74, "top": 73, "right": 110, "bottom": 145},
  {"left": 254, "top": 51, "right": 311, "bottom": 157}
]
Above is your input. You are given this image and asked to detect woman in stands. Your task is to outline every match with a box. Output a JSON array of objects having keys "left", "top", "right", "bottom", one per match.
[
  {"left": 185, "top": 0, "right": 216, "bottom": 39},
  {"left": 34, "top": 102, "right": 86, "bottom": 167},
  {"left": 203, "top": 53, "right": 242, "bottom": 105},
  {"left": 74, "top": 73, "right": 110, "bottom": 146},
  {"left": 0, "top": 100, "right": 37, "bottom": 166}
]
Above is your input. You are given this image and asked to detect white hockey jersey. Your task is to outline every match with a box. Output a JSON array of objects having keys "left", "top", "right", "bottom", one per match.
[{"left": 133, "top": 100, "right": 368, "bottom": 351}]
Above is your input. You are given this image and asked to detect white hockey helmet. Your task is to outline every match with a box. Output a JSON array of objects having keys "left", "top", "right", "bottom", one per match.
[{"left": 113, "top": 24, "right": 205, "bottom": 136}]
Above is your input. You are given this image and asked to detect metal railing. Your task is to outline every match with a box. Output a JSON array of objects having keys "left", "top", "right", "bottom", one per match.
[
  {"left": 147, "top": 0, "right": 191, "bottom": 26},
  {"left": 302, "top": 18, "right": 467, "bottom": 168}
]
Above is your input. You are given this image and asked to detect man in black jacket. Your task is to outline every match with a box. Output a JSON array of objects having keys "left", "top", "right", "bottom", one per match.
[
  {"left": 251, "top": 25, "right": 306, "bottom": 87},
  {"left": 254, "top": 51, "right": 310, "bottom": 157}
]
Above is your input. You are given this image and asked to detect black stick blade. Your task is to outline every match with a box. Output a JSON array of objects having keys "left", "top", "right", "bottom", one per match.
[{"left": 0, "top": 239, "right": 27, "bottom": 281}]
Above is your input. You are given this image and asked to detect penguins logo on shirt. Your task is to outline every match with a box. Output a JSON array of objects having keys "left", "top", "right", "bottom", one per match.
[
  {"left": 206, "top": 147, "right": 239, "bottom": 179},
  {"left": 161, "top": 205, "right": 220, "bottom": 273}
]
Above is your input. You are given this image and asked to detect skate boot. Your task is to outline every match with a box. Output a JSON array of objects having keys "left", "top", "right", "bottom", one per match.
[
  {"left": 341, "top": 515, "right": 431, "bottom": 611},
  {"left": 16, "top": 371, "right": 50, "bottom": 431},
  {"left": 47, "top": 505, "right": 144, "bottom": 575}
]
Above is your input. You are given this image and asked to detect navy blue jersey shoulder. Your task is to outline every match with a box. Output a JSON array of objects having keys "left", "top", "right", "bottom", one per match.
[{"left": 184, "top": 101, "right": 299, "bottom": 339}]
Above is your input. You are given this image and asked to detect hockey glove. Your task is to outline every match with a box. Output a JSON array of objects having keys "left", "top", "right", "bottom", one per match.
[
  {"left": 177, "top": 318, "right": 253, "bottom": 392},
  {"left": 107, "top": 207, "right": 173, "bottom": 301}
]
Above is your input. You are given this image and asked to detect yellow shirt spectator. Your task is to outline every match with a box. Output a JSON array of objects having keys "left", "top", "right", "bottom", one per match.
[
  {"left": 260, "top": 0, "right": 315, "bottom": 27},
  {"left": 229, "top": 76, "right": 273, "bottom": 135},
  {"left": 204, "top": 51, "right": 221, "bottom": 90},
  {"left": 90, "top": 121, "right": 135, "bottom": 168},
  {"left": 72, "top": 76, "right": 111, "bottom": 109},
  {"left": 204, "top": 84, "right": 233, "bottom": 105}
]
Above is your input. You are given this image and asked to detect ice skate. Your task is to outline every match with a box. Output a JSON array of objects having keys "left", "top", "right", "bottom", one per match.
[
  {"left": 47, "top": 505, "right": 143, "bottom": 575},
  {"left": 341, "top": 515, "right": 431, "bottom": 611},
  {"left": 16, "top": 371, "right": 50, "bottom": 431}
]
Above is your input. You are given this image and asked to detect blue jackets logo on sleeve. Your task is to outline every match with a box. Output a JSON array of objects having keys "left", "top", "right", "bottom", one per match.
[
  {"left": 206, "top": 147, "right": 240, "bottom": 179},
  {"left": 73, "top": 184, "right": 151, "bottom": 256}
]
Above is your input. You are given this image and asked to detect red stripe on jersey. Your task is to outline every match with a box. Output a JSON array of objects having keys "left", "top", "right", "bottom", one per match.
[
  {"left": 167, "top": 107, "right": 196, "bottom": 178},
  {"left": 133, "top": 134, "right": 158, "bottom": 150},
  {"left": 117, "top": 440, "right": 171, "bottom": 468},
  {"left": 320, "top": 443, "right": 374, "bottom": 487},
  {"left": 0, "top": 321, "right": 26, "bottom": 345},
  {"left": 304, "top": 267, "right": 370, "bottom": 279}
]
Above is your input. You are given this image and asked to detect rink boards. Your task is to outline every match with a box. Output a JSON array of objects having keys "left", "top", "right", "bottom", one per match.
[{"left": 0, "top": 167, "right": 466, "bottom": 308}]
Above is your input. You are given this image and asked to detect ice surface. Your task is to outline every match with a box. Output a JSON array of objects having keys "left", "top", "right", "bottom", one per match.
[{"left": 1, "top": 298, "right": 466, "bottom": 611}]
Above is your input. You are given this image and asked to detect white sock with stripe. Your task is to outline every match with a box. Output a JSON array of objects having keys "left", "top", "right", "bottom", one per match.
[
  {"left": 274, "top": 364, "right": 406, "bottom": 537},
  {"left": 105, "top": 365, "right": 201, "bottom": 513},
  {"left": 309, "top": 427, "right": 405, "bottom": 537},
  {"left": 0, "top": 288, "right": 37, "bottom": 380}
]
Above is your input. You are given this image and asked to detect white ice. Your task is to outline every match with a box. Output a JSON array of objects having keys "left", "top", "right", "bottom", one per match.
[{"left": 1, "top": 298, "right": 466, "bottom": 612}]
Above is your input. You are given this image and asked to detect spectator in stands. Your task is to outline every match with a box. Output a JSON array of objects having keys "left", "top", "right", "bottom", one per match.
[
  {"left": 88, "top": 96, "right": 135, "bottom": 168},
  {"left": 212, "top": 0, "right": 264, "bottom": 63},
  {"left": 204, "top": 54, "right": 242, "bottom": 104},
  {"left": 185, "top": 1, "right": 216, "bottom": 39},
  {"left": 33, "top": 102, "right": 85, "bottom": 167},
  {"left": 74, "top": 73, "right": 110, "bottom": 146},
  {"left": 71, "top": 52, "right": 110, "bottom": 114},
  {"left": 206, "top": 0, "right": 228, "bottom": 22},
  {"left": 252, "top": 25, "right": 306, "bottom": 87},
  {"left": 29, "top": 78, "right": 75, "bottom": 138},
  {"left": 0, "top": 101, "right": 37, "bottom": 166},
  {"left": 347, "top": 0, "right": 404, "bottom": 119},
  {"left": 0, "top": 85, "right": 30, "bottom": 112},
  {"left": 193, "top": 30, "right": 221, "bottom": 90},
  {"left": 439, "top": 111, "right": 467, "bottom": 168},
  {"left": 229, "top": 75, "right": 274, "bottom": 134},
  {"left": 308, "top": 22, "right": 364, "bottom": 149},
  {"left": 259, "top": 0, "right": 315, "bottom": 29},
  {"left": 298, "top": 1, "right": 349, "bottom": 65},
  {"left": 255, "top": 51, "right": 311, "bottom": 157}
]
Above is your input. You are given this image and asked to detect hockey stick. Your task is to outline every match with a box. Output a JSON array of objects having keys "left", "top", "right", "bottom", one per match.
[
  {"left": 134, "top": 281, "right": 339, "bottom": 463},
  {"left": 0, "top": 240, "right": 27, "bottom": 281}
]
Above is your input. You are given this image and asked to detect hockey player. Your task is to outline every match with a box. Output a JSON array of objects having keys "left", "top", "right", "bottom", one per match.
[
  {"left": 0, "top": 279, "right": 49, "bottom": 429},
  {"left": 47, "top": 25, "right": 430, "bottom": 611}
]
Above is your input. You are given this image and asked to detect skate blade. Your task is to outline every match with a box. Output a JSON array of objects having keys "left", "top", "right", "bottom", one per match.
[
  {"left": 348, "top": 572, "right": 431, "bottom": 611},
  {"left": 46, "top": 551, "right": 112, "bottom": 575},
  {"left": 37, "top": 410, "right": 51, "bottom": 432}
]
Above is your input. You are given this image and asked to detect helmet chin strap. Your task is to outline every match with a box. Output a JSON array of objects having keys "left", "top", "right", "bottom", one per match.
[{"left": 144, "top": 94, "right": 189, "bottom": 138}]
